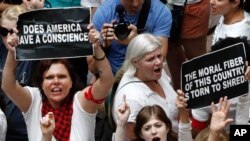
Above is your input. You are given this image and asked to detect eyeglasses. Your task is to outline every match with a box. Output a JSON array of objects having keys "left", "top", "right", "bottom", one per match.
[{"left": 0, "top": 26, "right": 14, "bottom": 37}]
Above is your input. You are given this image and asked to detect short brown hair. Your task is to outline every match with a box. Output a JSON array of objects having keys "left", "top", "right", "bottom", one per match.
[{"left": 134, "top": 105, "right": 177, "bottom": 141}]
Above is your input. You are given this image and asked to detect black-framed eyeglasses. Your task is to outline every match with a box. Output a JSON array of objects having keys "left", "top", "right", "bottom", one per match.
[{"left": 0, "top": 26, "right": 14, "bottom": 37}]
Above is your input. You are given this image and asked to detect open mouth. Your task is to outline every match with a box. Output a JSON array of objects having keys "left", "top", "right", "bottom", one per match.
[
  {"left": 211, "top": 7, "right": 217, "bottom": 13},
  {"left": 51, "top": 87, "right": 62, "bottom": 93},
  {"left": 152, "top": 137, "right": 160, "bottom": 141},
  {"left": 154, "top": 68, "right": 161, "bottom": 73}
]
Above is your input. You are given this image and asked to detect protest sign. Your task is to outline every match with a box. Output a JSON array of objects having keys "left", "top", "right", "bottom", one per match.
[
  {"left": 182, "top": 43, "right": 248, "bottom": 109},
  {"left": 16, "top": 7, "right": 92, "bottom": 60}
]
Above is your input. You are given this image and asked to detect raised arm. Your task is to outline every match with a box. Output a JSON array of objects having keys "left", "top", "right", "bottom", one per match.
[
  {"left": 40, "top": 112, "right": 55, "bottom": 141},
  {"left": 208, "top": 97, "right": 233, "bottom": 141},
  {"left": 176, "top": 90, "right": 193, "bottom": 141},
  {"left": 1, "top": 30, "right": 32, "bottom": 112},
  {"left": 115, "top": 96, "right": 130, "bottom": 141},
  {"left": 79, "top": 23, "right": 114, "bottom": 113}
]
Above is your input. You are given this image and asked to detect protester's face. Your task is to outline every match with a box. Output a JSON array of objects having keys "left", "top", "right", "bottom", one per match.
[
  {"left": 210, "top": 0, "right": 236, "bottom": 15},
  {"left": 122, "top": 0, "right": 144, "bottom": 14},
  {"left": 42, "top": 63, "right": 72, "bottom": 108},
  {"left": 1, "top": 19, "right": 16, "bottom": 46},
  {"left": 140, "top": 116, "right": 169, "bottom": 141},
  {"left": 134, "top": 48, "right": 163, "bottom": 81}
]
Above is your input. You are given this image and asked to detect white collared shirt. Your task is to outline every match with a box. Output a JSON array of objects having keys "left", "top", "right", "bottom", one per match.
[{"left": 112, "top": 70, "right": 179, "bottom": 133}]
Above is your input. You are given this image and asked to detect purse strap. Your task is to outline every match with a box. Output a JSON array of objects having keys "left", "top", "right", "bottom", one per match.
[
  {"left": 105, "top": 80, "right": 144, "bottom": 132},
  {"left": 137, "top": 0, "right": 151, "bottom": 34}
]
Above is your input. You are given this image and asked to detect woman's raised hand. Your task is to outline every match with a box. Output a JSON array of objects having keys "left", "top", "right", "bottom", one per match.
[
  {"left": 210, "top": 96, "right": 233, "bottom": 132},
  {"left": 176, "top": 90, "right": 190, "bottom": 123},
  {"left": 3, "top": 28, "right": 19, "bottom": 52},
  {"left": 116, "top": 95, "right": 130, "bottom": 127},
  {"left": 40, "top": 112, "right": 55, "bottom": 135},
  {"left": 88, "top": 23, "right": 101, "bottom": 49}
]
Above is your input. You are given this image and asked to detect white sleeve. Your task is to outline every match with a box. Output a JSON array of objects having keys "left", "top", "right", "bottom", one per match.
[
  {"left": 191, "top": 107, "right": 210, "bottom": 122},
  {"left": 178, "top": 122, "right": 193, "bottom": 141},
  {"left": 236, "top": 91, "right": 250, "bottom": 124}
]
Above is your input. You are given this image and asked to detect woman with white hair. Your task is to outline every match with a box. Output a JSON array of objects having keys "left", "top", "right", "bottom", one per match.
[{"left": 112, "top": 33, "right": 179, "bottom": 140}]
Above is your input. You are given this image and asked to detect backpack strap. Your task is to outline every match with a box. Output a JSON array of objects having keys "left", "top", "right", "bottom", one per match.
[{"left": 136, "top": 0, "right": 151, "bottom": 34}]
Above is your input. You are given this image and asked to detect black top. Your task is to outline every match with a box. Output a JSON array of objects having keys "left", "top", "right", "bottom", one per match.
[{"left": 0, "top": 0, "right": 22, "bottom": 4}]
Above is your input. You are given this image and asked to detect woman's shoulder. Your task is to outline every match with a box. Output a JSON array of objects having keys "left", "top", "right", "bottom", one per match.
[
  {"left": 245, "top": 11, "right": 250, "bottom": 23},
  {"left": 161, "top": 69, "right": 172, "bottom": 82},
  {"left": 116, "top": 83, "right": 146, "bottom": 99},
  {"left": 24, "top": 86, "right": 40, "bottom": 95},
  {"left": 24, "top": 86, "right": 42, "bottom": 103},
  {"left": 115, "top": 77, "right": 146, "bottom": 100},
  {"left": 118, "top": 74, "right": 143, "bottom": 88}
]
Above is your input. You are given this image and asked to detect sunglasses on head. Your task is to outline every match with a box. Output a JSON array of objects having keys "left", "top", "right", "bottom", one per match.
[{"left": 0, "top": 26, "right": 14, "bottom": 37}]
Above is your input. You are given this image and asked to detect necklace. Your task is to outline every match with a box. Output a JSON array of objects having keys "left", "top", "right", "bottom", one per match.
[{"left": 224, "top": 10, "right": 244, "bottom": 25}]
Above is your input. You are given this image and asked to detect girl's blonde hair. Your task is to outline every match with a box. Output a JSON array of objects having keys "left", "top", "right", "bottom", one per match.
[
  {"left": 1, "top": 5, "right": 27, "bottom": 25},
  {"left": 194, "top": 127, "right": 229, "bottom": 141}
]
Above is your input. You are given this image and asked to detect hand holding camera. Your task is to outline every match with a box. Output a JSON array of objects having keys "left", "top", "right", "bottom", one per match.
[
  {"left": 113, "top": 4, "right": 138, "bottom": 45},
  {"left": 113, "top": 4, "right": 131, "bottom": 41},
  {"left": 100, "top": 4, "right": 138, "bottom": 46},
  {"left": 101, "top": 23, "right": 115, "bottom": 47},
  {"left": 115, "top": 24, "right": 138, "bottom": 45}
]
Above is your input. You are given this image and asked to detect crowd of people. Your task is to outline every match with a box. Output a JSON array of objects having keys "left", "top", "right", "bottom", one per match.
[{"left": 0, "top": 0, "right": 250, "bottom": 141}]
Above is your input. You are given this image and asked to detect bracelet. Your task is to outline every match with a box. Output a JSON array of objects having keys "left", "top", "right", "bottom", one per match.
[
  {"left": 84, "top": 85, "right": 106, "bottom": 104},
  {"left": 93, "top": 54, "right": 106, "bottom": 61}
]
